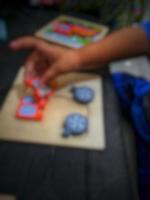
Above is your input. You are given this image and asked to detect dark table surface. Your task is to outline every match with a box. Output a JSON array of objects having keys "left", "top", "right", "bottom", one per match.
[{"left": 0, "top": 6, "right": 139, "bottom": 200}]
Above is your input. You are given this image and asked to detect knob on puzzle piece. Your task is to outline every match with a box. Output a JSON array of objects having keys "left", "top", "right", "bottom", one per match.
[
  {"left": 63, "top": 113, "right": 88, "bottom": 137},
  {"left": 71, "top": 86, "right": 95, "bottom": 104}
]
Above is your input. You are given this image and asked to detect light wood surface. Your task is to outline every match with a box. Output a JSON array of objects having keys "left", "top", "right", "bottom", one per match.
[{"left": 0, "top": 68, "right": 105, "bottom": 150}]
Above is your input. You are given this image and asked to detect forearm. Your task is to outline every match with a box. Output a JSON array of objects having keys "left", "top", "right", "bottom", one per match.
[{"left": 77, "top": 26, "right": 150, "bottom": 69}]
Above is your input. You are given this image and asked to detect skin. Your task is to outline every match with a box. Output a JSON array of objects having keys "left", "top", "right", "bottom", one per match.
[{"left": 10, "top": 26, "right": 150, "bottom": 83}]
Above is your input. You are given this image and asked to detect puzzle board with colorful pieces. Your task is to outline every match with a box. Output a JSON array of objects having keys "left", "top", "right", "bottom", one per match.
[
  {"left": 0, "top": 67, "right": 105, "bottom": 150},
  {"left": 35, "top": 15, "right": 109, "bottom": 48}
]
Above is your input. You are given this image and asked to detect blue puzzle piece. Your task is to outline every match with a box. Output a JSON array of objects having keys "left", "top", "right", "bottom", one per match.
[
  {"left": 71, "top": 86, "right": 95, "bottom": 104},
  {"left": 63, "top": 113, "right": 88, "bottom": 137}
]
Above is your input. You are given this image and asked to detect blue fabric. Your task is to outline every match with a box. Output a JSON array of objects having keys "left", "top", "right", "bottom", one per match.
[
  {"left": 112, "top": 72, "right": 150, "bottom": 200},
  {"left": 140, "top": 21, "right": 150, "bottom": 41},
  {"left": 112, "top": 73, "right": 150, "bottom": 141}
]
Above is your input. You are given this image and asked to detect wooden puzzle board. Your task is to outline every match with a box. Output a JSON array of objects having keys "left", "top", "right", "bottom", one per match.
[
  {"left": 35, "top": 15, "right": 109, "bottom": 48},
  {"left": 0, "top": 68, "right": 105, "bottom": 150}
]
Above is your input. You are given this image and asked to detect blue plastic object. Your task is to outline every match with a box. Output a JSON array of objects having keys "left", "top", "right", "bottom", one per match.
[
  {"left": 71, "top": 86, "right": 95, "bottom": 104},
  {"left": 63, "top": 113, "right": 88, "bottom": 137}
]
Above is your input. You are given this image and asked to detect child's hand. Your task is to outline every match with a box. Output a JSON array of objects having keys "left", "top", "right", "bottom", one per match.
[{"left": 10, "top": 37, "right": 81, "bottom": 83}]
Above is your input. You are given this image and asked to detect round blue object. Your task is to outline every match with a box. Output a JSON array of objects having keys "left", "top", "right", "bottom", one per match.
[
  {"left": 71, "top": 86, "right": 95, "bottom": 104},
  {"left": 63, "top": 113, "right": 88, "bottom": 137},
  {"left": 23, "top": 96, "right": 34, "bottom": 104},
  {"left": 19, "top": 105, "right": 36, "bottom": 116}
]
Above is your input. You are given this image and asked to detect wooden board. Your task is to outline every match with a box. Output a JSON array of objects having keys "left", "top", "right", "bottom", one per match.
[
  {"left": 35, "top": 15, "right": 109, "bottom": 49},
  {"left": 0, "top": 68, "right": 105, "bottom": 150}
]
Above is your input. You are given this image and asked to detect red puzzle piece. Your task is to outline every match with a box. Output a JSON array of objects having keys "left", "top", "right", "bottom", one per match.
[
  {"left": 16, "top": 96, "right": 43, "bottom": 120},
  {"left": 25, "top": 78, "right": 53, "bottom": 100}
]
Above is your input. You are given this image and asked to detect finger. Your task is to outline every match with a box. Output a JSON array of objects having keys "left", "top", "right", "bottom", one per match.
[
  {"left": 10, "top": 36, "right": 51, "bottom": 52},
  {"left": 41, "top": 67, "right": 60, "bottom": 83},
  {"left": 10, "top": 36, "right": 67, "bottom": 55},
  {"left": 24, "top": 51, "right": 39, "bottom": 79},
  {"left": 24, "top": 62, "right": 35, "bottom": 80},
  {"left": 10, "top": 36, "right": 55, "bottom": 51},
  {"left": 10, "top": 37, "right": 40, "bottom": 50}
]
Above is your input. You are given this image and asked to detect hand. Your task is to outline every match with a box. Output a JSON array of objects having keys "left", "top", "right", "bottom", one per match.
[{"left": 10, "top": 37, "right": 81, "bottom": 83}]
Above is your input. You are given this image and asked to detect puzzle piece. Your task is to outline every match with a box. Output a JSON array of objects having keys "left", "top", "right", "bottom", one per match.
[
  {"left": 16, "top": 77, "right": 53, "bottom": 121},
  {"left": 53, "top": 22, "right": 73, "bottom": 36},
  {"left": 72, "top": 25, "right": 97, "bottom": 37},
  {"left": 63, "top": 113, "right": 88, "bottom": 137},
  {"left": 25, "top": 78, "right": 53, "bottom": 100},
  {"left": 71, "top": 86, "right": 95, "bottom": 104},
  {"left": 20, "top": 95, "right": 48, "bottom": 109},
  {"left": 16, "top": 96, "right": 43, "bottom": 120}
]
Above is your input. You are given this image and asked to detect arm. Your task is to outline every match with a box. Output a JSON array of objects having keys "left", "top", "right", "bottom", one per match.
[
  {"left": 77, "top": 26, "right": 150, "bottom": 70},
  {"left": 10, "top": 26, "right": 150, "bottom": 82}
]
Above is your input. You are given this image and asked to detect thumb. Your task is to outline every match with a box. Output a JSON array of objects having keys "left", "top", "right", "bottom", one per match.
[{"left": 41, "top": 65, "right": 60, "bottom": 83}]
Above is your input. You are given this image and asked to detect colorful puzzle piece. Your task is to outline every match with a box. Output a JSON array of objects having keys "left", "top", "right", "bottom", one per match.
[
  {"left": 63, "top": 113, "right": 88, "bottom": 137},
  {"left": 16, "top": 96, "right": 43, "bottom": 120},
  {"left": 22, "top": 96, "right": 48, "bottom": 109},
  {"left": 71, "top": 86, "right": 95, "bottom": 104},
  {"left": 25, "top": 78, "right": 53, "bottom": 100},
  {"left": 53, "top": 22, "right": 73, "bottom": 36},
  {"left": 72, "top": 25, "right": 97, "bottom": 37},
  {"left": 16, "top": 77, "right": 53, "bottom": 121}
]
